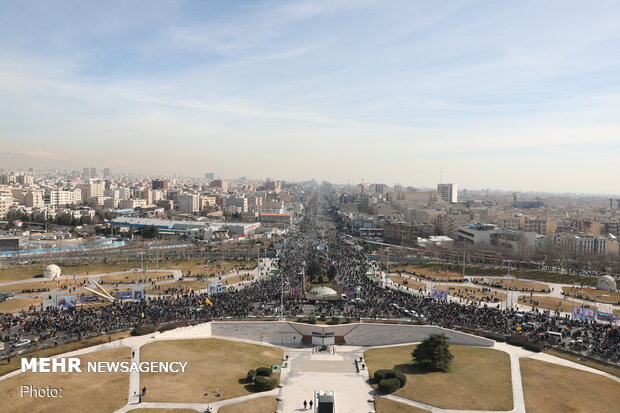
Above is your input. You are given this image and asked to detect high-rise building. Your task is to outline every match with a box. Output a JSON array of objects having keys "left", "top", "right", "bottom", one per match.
[
  {"left": 178, "top": 194, "right": 200, "bottom": 213},
  {"left": 204, "top": 173, "right": 216, "bottom": 180},
  {"left": 437, "top": 183, "right": 458, "bottom": 203},
  {"left": 90, "top": 168, "right": 97, "bottom": 178},
  {"left": 152, "top": 179, "right": 169, "bottom": 190},
  {"left": 81, "top": 180, "right": 105, "bottom": 203},
  {"left": 82, "top": 168, "right": 90, "bottom": 178},
  {"left": 103, "top": 168, "right": 111, "bottom": 178}
]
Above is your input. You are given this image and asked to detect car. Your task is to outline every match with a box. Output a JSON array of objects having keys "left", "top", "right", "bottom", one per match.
[
  {"left": 13, "top": 339, "right": 32, "bottom": 348},
  {"left": 521, "top": 322, "right": 536, "bottom": 330}
]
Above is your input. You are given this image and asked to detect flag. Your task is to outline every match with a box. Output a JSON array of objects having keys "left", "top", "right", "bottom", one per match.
[
  {"left": 205, "top": 297, "right": 213, "bottom": 307},
  {"left": 0, "top": 343, "right": 4, "bottom": 351}
]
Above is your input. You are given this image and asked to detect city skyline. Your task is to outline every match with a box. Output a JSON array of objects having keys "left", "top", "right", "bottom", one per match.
[{"left": 1, "top": 1, "right": 620, "bottom": 194}]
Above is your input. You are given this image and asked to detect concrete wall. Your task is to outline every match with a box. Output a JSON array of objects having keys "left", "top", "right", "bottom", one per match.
[
  {"left": 344, "top": 323, "right": 494, "bottom": 347},
  {"left": 211, "top": 321, "right": 493, "bottom": 347},
  {"left": 288, "top": 322, "right": 359, "bottom": 337},
  {"left": 211, "top": 321, "right": 303, "bottom": 345}
]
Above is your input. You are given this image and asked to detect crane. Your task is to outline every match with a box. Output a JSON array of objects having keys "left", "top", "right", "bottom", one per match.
[{"left": 358, "top": 179, "right": 371, "bottom": 195}]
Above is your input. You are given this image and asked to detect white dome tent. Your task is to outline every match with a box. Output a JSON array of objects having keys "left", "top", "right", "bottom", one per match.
[
  {"left": 597, "top": 275, "right": 617, "bottom": 292},
  {"left": 44, "top": 264, "right": 61, "bottom": 279},
  {"left": 308, "top": 286, "right": 339, "bottom": 301}
]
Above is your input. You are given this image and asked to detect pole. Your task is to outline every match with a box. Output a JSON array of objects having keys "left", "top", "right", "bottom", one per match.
[{"left": 280, "top": 273, "right": 284, "bottom": 321}]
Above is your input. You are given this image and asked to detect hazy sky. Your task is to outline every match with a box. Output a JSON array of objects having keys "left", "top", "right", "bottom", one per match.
[{"left": 1, "top": 0, "right": 619, "bottom": 194}]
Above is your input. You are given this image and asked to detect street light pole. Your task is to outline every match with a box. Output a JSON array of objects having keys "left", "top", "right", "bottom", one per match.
[{"left": 280, "top": 274, "right": 284, "bottom": 321}]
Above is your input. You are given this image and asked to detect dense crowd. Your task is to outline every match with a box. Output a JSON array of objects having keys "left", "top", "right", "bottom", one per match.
[{"left": 1, "top": 192, "right": 618, "bottom": 365}]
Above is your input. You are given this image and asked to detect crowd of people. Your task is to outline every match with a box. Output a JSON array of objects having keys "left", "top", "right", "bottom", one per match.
[{"left": 1, "top": 191, "right": 618, "bottom": 365}]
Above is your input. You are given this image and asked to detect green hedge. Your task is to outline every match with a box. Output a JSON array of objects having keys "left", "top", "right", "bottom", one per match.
[
  {"left": 507, "top": 334, "right": 543, "bottom": 352},
  {"left": 131, "top": 325, "right": 156, "bottom": 336},
  {"left": 256, "top": 366, "right": 272, "bottom": 377},
  {"left": 254, "top": 376, "right": 278, "bottom": 391},
  {"left": 379, "top": 378, "right": 401, "bottom": 394},
  {"left": 374, "top": 369, "right": 406, "bottom": 387},
  {"left": 246, "top": 369, "right": 256, "bottom": 382}
]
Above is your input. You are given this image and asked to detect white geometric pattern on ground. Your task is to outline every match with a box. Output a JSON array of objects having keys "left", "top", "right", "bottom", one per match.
[
  {"left": 280, "top": 349, "right": 372, "bottom": 413},
  {"left": 211, "top": 321, "right": 493, "bottom": 347},
  {"left": 1, "top": 321, "right": 618, "bottom": 413}
]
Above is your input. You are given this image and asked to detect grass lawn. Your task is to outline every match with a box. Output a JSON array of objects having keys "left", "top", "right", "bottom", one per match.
[
  {"left": 0, "top": 347, "right": 131, "bottom": 413},
  {"left": 445, "top": 284, "right": 506, "bottom": 302},
  {"left": 0, "top": 297, "right": 42, "bottom": 313},
  {"left": 98, "top": 272, "right": 173, "bottom": 284},
  {"left": 221, "top": 273, "right": 255, "bottom": 285},
  {"left": 393, "top": 264, "right": 464, "bottom": 280},
  {"left": 127, "top": 408, "right": 200, "bottom": 413},
  {"left": 521, "top": 358, "right": 620, "bottom": 413},
  {"left": 0, "top": 259, "right": 253, "bottom": 284},
  {"left": 0, "top": 265, "right": 45, "bottom": 282},
  {"left": 389, "top": 275, "right": 427, "bottom": 291},
  {"left": 140, "top": 338, "right": 283, "bottom": 403},
  {"left": 374, "top": 397, "right": 429, "bottom": 413},
  {"left": 0, "top": 279, "right": 73, "bottom": 293},
  {"left": 518, "top": 296, "right": 598, "bottom": 313},
  {"left": 218, "top": 396, "right": 278, "bottom": 413},
  {"left": 561, "top": 286, "right": 620, "bottom": 305},
  {"left": 364, "top": 344, "right": 512, "bottom": 410},
  {"left": 543, "top": 348, "right": 620, "bottom": 379},
  {"left": 0, "top": 330, "right": 131, "bottom": 376},
  {"left": 402, "top": 263, "right": 598, "bottom": 286},
  {"left": 145, "top": 280, "right": 211, "bottom": 295},
  {"left": 478, "top": 278, "right": 549, "bottom": 291}
]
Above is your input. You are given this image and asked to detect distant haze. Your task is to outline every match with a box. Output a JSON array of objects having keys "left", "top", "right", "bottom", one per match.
[{"left": 1, "top": 1, "right": 619, "bottom": 194}]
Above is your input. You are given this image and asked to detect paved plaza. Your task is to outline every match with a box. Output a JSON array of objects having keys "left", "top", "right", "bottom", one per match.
[{"left": 1, "top": 320, "right": 618, "bottom": 412}]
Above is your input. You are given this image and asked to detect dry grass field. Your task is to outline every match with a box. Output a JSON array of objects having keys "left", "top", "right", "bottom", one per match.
[
  {"left": 145, "top": 280, "right": 210, "bottom": 295},
  {"left": 140, "top": 338, "right": 283, "bottom": 403},
  {"left": 0, "top": 297, "right": 42, "bottom": 313},
  {"left": 0, "top": 347, "right": 131, "bottom": 413},
  {"left": 0, "top": 330, "right": 131, "bottom": 376},
  {"left": 543, "top": 348, "right": 620, "bottom": 379},
  {"left": 388, "top": 275, "right": 427, "bottom": 290},
  {"left": 395, "top": 263, "right": 599, "bottom": 286},
  {"left": 521, "top": 358, "right": 620, "bottom": 413},
  {"left": 218, "top": 396, "right": 278, "bottom": 413},
  {"left": 374, "top": 397, "right": 430, "bottom": 413},
  {"left": 561, "top": 286, "right": 620, "bottom": 304},
  {"left": 0, "top": 279, "right": 73, "bottom": 293},
  {"left": 392, "top": 265, "right": 464, "bottom": 280},
  {"left": 0, "top": 259, "right": 252, "bottom": 284},
  {"left": 445, "top": 285, "right": 506, "bottom": 302},
  {"left": 518, "top": 296, "right": 598, "bottom": 313},
  {"left": 98, "top": 272, "right": 173, "bottom": 284},
  {"left": 479, "top": 278, "right": 550, "bottom": 291},
  {"left": 127, "top": 408, "right": 200, "bottom": 413},
  {"left": 364, "top": 344, "right": 512, "bottom": 410}
]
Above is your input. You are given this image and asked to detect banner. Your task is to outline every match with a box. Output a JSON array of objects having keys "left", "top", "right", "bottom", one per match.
[
  {"left": 79, "top": 294, "right": 99, "bottom": 303},
  {"left": 431, "top": 288, "right": 448, "bottom": 301},
  {"left": 114, "top": 291, "right": 133, "bottom": 300},
  {"left": 572, "top": 307, "right": 585, "bottom": 319},
  {"left": 208, "top": 282, "right": 224, "bottom": 295},
  {"left": 57, "top": 295, "right": 76, "bottom": 308},
  {"left": 597, "top": 312, "right": 617, "bottom": 323},
  {"left": 133, "top": 290, "right": 143, "bottom": 300},
  {"left": 583, "top": 308, "right": 596, "bottom": 321}
]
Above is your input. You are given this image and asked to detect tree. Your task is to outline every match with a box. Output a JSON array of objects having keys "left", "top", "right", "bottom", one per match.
[
  {"left": 412, "top": 333, "right": 454, "bottom": 372},
  {"left": 140, "top": 226, "right": 159, "bottom": 239}
]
